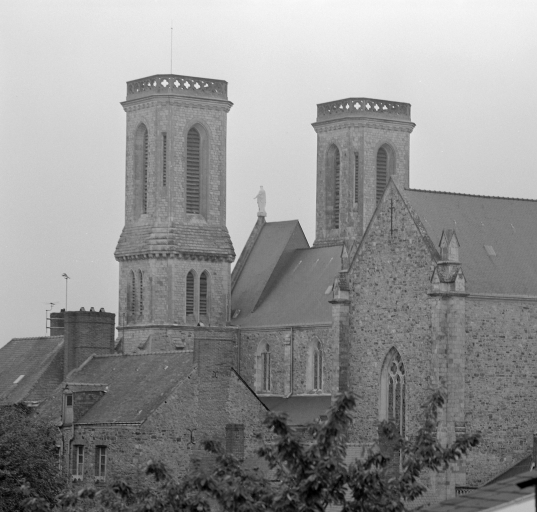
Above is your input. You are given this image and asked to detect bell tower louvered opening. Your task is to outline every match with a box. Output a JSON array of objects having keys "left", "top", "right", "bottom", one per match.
[
  {"left": 186, "top": 128, "right": 201, "bottom": 214},
  {"left": 333, "top": 148, "right": 340, "bottom": 229},
  {"left": 354, "top": 152, "right": 359, "bottom": 204},
  {"left": 186, "top": 271, "right": 195, "bottom": 316},
  {"left": 142, "top": 129, "right": 149, "bottom": 214},
  {"left": 376, "top": 147, "right": 388, "bottom": 204},
  {"left": 199, "top": 271, "right": 208, "bottom": 316}
]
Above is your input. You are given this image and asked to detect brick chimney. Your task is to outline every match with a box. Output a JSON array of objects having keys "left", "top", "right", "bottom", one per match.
[{"left": 63, "top": 309, "right": 115, "bottom": 378}]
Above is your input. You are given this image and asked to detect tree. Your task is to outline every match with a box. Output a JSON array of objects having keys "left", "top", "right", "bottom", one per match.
[
  {"left": 0, "top": 403, "right": 64, "bottom": 512},
  {"left": 22, "top": 391, "right": 479, "bottom": 512}
]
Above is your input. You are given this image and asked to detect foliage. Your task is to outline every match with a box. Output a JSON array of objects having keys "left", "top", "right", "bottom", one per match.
[
  {"left": 0, "top": 403, "right": 64, "bottom": 512},
  {"left": 22, "top": 391, "right": 479, "bottom": 512}
]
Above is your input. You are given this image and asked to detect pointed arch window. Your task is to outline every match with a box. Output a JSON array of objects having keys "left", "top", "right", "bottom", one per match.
[
  {"left": 143, "top": 129, "right": 149, "bottom": 213},
  {"left": 313, "top": 341, "right": 323, "bottom": 391},
  {"left": 376, "top": 147, "right": 388, "bottom": 205},
  {"left": 262, "top": 344, "right": 271, "bottom": 391},
  {"left": 354, "top": 152, "right": 360, "bottom": 205},
  {"left": 199, "top": 271, "right": 209, "bottom": 316},
  {"left": 186, "top": 127, "right": 201, "bottom": 214},
  {"left": 138, "top": 270, "right": 143, "bottom": 316},
  {"left": 186, "top": 271, "right": 195, "bottom": 316},
  {"left": 129, "top": 270, "right": 136, "bottom": 314},
  {"left": 333, "top": 148, "right": 341, "bottom": 228},
  {"left": 134, "top": 124, "right": 149, "bottom": 217},
  {"left": 381, "top": 348, "right": 406, "bottom": 437}
]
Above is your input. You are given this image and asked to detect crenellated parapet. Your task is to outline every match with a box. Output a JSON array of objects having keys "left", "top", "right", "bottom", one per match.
[
  {"left": 126, "top": 74, "right": 228, "bottom": 101},
  {"left": 316, "top": 98, "right": 411, "bottom": 122}
]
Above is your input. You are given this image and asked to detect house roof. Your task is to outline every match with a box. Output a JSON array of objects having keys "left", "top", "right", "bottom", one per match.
[
  {"left": 0, "top": 336, "right": 64, "bottom": 405},
  {"left": 403, "top": 189, "right": 537, "bottom": 295},
  {"left": 67, "top": 351, "right": 194, "bottom": 424},
  {"left": 422, "top": 471, "right": 536, "bottom": 512},
  {"left": 260, "top": 395, "right": 332, "bottom": 425},
  {"left": 232, "top": 243, "right": 342, "bottom": 327}
]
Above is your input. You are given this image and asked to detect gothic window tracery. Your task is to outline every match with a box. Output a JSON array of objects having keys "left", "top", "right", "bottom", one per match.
[{"left": 381, "top": 348, "right": 406, "bottom": 437}]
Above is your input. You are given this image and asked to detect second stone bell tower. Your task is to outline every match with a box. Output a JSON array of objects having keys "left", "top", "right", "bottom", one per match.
[
  {"left": 311, "top": 98, "right": 415, "bottom": 248},
  {"left": 115, "top": 74, "right": 235, "bottom": 351}
]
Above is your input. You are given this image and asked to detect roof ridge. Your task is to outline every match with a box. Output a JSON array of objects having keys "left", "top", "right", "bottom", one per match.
[
  {"left": 406, "top": 187, "right": 537, "bottom": 202},
  {"left": 10, "top": 336, "right": 64, "bottom": 341},
  {"left": 93, "top": 350, "right": 193, "bottom": 358}
]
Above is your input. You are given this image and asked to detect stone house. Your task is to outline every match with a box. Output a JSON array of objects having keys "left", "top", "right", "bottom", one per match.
[{"left": 3, "top": 72, "right": 537, "bottom": 504}]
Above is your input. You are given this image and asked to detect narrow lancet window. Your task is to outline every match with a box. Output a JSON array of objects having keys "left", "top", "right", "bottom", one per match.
[
  {"left": 262, "top": 344, "right": 271, "bottom": 391},
  {"left": 138, "top": 270, "right": 143, "bottom": 316},
  {"left": 186, "top": 128, "right": 201, "bottom": 214},
  {"left": 376, "top": 147, "right": 388, "bottom": 204},
  {"left": 186, "top": 271, "right": 195, "bottom": 316},
  {"left": 143, "top": 129, "right": 149, "bottom": 213},
  {"left": 354, "top": 152, "right": 360, "bottom": 204},
  {"left": 334, "top": 148, "right": 340, "bottom": 228},
  {"left": 162, "top": 132, "right": 167, "bottom": 187},
  {"left": 313, "top": 342, "right": 323, "bottom": 391},
  {"left": 199, "top": 271, "right": 208, "bottom": 316},
  {"left": 129, "top": 271, "right": 136, "bottom": 314}
]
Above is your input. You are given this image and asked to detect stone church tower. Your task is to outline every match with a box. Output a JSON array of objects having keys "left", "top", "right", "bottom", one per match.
[
  {"left": 311, "top": 98, "right": 415, "bottom": 248},
  {"left": 115, "top": 74, "right": 235, "bottom": 352}
]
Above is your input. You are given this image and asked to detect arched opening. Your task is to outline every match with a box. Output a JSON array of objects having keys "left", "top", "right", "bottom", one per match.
[
  {"left": 186, "top": 271, "right": 195, "bottom": 317},
  {"left": 199, "top": 271, "right": 209, "bottom": 317},
  {"left": 128, "top": 270, "right": 136, "bottom": 317},
  {"left": 326, "top": 144, "right": 341, "bottom": 229},
  {"left": 186, "top": 127, "right": 201, "bottom": 214},
  {"left": 134, "top": 124, "right": 149, "bottom": 217},
  {"left": 376, "top": 144, "right": 395, "bottom": 205},
  {"left": 255, "top": 342, "right": 271, "bottom": 392},
  {"left": 307, "top": 339, "right": 323, "bottom": 391},
  {"left": 380, "top": 347, "right": 406, "bottom": 437},
  {"left": 138, "top": 270, "right": 144, "bottom": 318}
]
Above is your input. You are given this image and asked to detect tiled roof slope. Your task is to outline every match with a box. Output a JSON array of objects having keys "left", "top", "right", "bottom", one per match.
[
  {"left": 115, "top": 224, "right": 235, "bottom": 260},
  {"left": 261, "top": 395, "right": 332, "bottom": 425},
  {"left": 422, "top": 471, "right": 536, "bottom": 512},
  {"left": 232, "top": 221, "right": 308, "bottom": 320},
  {"left": 403, "top": 189, "right": 537, "bottom": 295},
  {"left": 232, "top": 244, "right": 342, "bottom": 327},
  {"left": 67, "top": 352, "right": 193, "bottom": 423},
  {"left": 0, "top": 337, "right": 64, "bottom": 405}
]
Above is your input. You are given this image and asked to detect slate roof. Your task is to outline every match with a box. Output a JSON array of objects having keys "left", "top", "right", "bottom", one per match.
[
  {"left": 0, "top": 337, "right": 64, "bottom": 405},
  {"left": 232, "top": 242, "right": 342, "bottom": 327},
  {"left": 403, "top": 189, "right": 537, "bottom": 295},
  {"left": 422, "top": 471, "right": 536, "bottom": 512},
  {"left": 260, "top": 395, "right": 332, "bottom": 425},
  {"left": 67, "top": 351, "right": 194, "bottom": 424}
]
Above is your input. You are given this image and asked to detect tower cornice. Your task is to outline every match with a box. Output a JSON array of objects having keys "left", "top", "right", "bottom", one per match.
[{"left": 312, "top": 118, "right": 415, "bottom": 134}]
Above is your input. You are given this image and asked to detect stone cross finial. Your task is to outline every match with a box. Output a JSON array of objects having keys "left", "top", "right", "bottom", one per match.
[{"left": 254, "top": 186, "right": 266, "bottom": 217}]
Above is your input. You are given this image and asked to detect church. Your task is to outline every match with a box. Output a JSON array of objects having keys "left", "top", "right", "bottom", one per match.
[{"left": 2, "top": 71, "right": 537, "bottom": 504}]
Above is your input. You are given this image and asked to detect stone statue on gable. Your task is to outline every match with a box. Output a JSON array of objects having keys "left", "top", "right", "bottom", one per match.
[{"left": 254, "top": 186, "right": 267, "bottom": 217}]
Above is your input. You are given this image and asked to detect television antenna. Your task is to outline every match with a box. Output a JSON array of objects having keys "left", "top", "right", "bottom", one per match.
[{"left": 45, "top": 302, "right": 57, "bottom": 335}]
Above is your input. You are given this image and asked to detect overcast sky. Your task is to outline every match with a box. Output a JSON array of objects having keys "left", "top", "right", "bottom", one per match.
[{"left": 1, "top": 0, "right": 536, "bottom": 346}]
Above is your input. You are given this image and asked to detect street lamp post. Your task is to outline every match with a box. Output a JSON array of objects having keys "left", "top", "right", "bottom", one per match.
[{"left": 62, "top": 273, "right": 70, "bottom": 311}]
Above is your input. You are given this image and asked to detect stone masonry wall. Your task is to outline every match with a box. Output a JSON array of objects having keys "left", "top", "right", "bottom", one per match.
[
  {"left": 118, "top": 258, "right": 231, "bottom": 330},
  {"left": 314, "top": 121, "right": 411, "bottom": 247},
  {"left": 347, "top": 185, "right": 434, "bottom": 444},
  {"left": 464, "top": 297, "right": 537, "bottom": 486},
  {"left": 238, "top": 326, "right": 333, "bottom": 396},
  {"left": 62, "top": 362, "right": 267, "bottom": 487}
]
